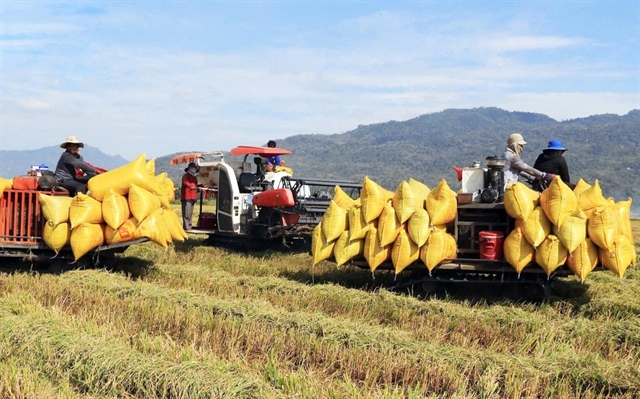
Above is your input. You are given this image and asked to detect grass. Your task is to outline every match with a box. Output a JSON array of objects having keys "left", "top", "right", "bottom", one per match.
[{"left": 0, "top": 208, "right": 638, "bottom": 398}]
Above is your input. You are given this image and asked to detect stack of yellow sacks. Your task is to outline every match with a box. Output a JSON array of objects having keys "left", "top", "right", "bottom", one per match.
[
  {"left": 0, "top": 177, "right": 13, "bottom": 195},
  {"left": 39, "top": 153, "right": 187, "bottom": 261},
  {"left": 503, "top": 178, "right": 635, "bottom": 280},
  {"left": 312, "top": 177, "right": 458, "bottom": 275}
]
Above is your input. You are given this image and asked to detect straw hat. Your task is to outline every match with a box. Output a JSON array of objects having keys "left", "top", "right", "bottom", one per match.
[
  {"left": 507, "top": 133, "right": 527, "bottom": 146},
  {"left": 60, "top": 136, "right": 84, "bottom": 149}
]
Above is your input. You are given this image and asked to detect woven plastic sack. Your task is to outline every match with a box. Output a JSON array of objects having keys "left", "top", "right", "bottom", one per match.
[
  {"left": 43, "top": 222, "right": 71, "bottom": 254},
  {"left": 378, "top": 202, "right": 403, "bottom": 247},
  {"left": 392, "top": 181, "right": 420, "bottom": 224},
  {"left": 391, "top": 229, "right": 419, "bottom": 275},
  {"left": 332, "top": 186, "right": 356, "bottom": 210},
  {"left": 104, "top": 217, "right": 138, "bottom": 245},
  {"left": 599, "top": 236, "right": 635, "bottom": 278},
  {"left": 333, "top": 230, "right": 364, "bottom": 266},
  {"left": 321, "top": 200, "right": 349, "bottom": 242},
  {"left": 407, "top": 178, "right": 430, "bottom": 207},
  {"left": 363, "top": 225, "right": 390, "bottom": 272},
  {"left": 553, "top": 210, "right": 587, "bottom": 254},
  {"left": 516, "top": 206, "right": 551, "bottom": 248},
  {"left": 101, "top": 189, "right": 131, "bottom": 230},
  {"left": 504, "top": 226, "right": 535, "bottom": 275},
  {"left": 348, "top": 204, "right": 373, "bottom": 241},
  {"left": 136, "top": 208, "right": 171, "bottom": 248},
  {"left": 572, "top": 178, "right": 592, "bottom": 196},
  {"left": 360, "top": 177, "right": 388, "bottom": 223},
  {"left": 88, "top": 153, "right": 163, "bottom": 202},
  {"left": 540, "top": 177, "right": 578, "bottom": 228},
  {"left": 128, "top": 183, "right": 161, "bottom": 223},
  {"left": 164, "top": 209, "right": 188, "bottom": 241},
  {"left": 145, "top": 158, "right": 156, "bottom": 176},
  {"left": 420, "top": 229, "right": 456, "bottom": 272},
  {"left": 613, "top": 198, "right": 633, "bottom": 243},
  {"left": 535, "top": 234, "right": 568, "bottom": 277},
  {"left": 70, "top": 222, "right": 104, "bottom": 260},
  {"left": 69, "top": 193, "right": 103, "bottom": 229},
  {"left": 407, "top": 207, "right": 431, "bottom": 247},
  {"left": 577, "top": 179, "right": 609, "bottom": 218},
  {"left": 154, "top": 172, "right": 175, "bottom": 207},
  {"left": 311, "top": 222, "right": 335, "bottom": 266},
  {"left": 426, "top": 180, "right": 457, "bottom": 225},
  {"left": 587, "top": 205, "right": 619, "bottom": 253},
  {"left": 567, "top": 238, "right": 598, "bottom": 282},
  {"left": 503, "top": 182, "right": 540, "bottom": 220},
  {"left": 40, "top": 194, "right": 73, "bottom": 227}
]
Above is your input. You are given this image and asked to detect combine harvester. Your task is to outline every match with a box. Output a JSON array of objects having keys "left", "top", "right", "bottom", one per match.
[
  {"left": 312, "top": 156, "right": 636, "bottom": 300},
  {"left": 170, "top": 145, "right": 362, "bottom": 249}
]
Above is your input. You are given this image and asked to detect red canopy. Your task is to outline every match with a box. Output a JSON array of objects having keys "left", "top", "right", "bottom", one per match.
[
  {"left": 229, "top": 145, "right": 292, "bottom": 157},
  {"left": 169, "top": 152, "right": 207, "bottom": 166}
]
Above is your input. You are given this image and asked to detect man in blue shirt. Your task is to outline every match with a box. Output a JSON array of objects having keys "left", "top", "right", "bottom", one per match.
[{"left": 264, "top": 140, "right": 282, "bottom": 166}]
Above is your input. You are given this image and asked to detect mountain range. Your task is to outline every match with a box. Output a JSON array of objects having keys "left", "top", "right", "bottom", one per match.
[{"left": 2, "top": 107, "right": 638, "bottom": 214}]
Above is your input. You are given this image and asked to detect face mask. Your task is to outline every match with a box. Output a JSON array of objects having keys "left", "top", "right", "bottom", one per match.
[{"left": 188, "top": 167, "right": 197, "bottom": 175}]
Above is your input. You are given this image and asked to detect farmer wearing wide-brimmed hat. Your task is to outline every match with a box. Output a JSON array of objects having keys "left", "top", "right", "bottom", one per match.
[
  {"left": 533, "top": 139, "right": 572, "bottom": 191},
  {"left": 180, "top": 162, "right": 203, "bottom": 231},
  {"left": 54, "top": 135, "right": 103, "bottom": 196}
]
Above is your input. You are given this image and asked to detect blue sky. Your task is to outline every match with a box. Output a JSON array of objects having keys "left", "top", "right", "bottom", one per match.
[{"left": 1, "top": 1, "right": 638, "bottom": 160}]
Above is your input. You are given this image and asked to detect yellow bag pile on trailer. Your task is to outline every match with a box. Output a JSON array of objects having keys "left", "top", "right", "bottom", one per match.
[
  {"left": 69, "top": 193, "right": 103, "bottom": 229},
  {"left": 43, "top": 222, "right": 71, "bottom": 254},
  {"left": 516, "top": 206, "right": 551, "bottom": 248},
  {"left": 420, "top": 229, "right": 457, "bottom": 272},
  {"left": 360, "top": 177, "right": 388, "bottom": 223},
  {"left": 332, "top": 186, "right": 356, "bottom": 210},
  {"left": 70, "top": 223, "right": 105, "bottom": 260},
  {"left": 540, "top": 178, "right": 578, "bottom": 228},
  {"left": 535, "top": 234, "right": 568, "bottom": 277},
  {"left": 503, "top": 182, "right": 540, "bottom": 220},
  {"left": 334, "top": 231, "right": 364, "bottom": 267},
  {"left": 348, "top": 203, "right": 372, "bottom": 241},
  {"left": 128, "top": 183, "right": 162, "bottom": 222},
  {"left": 88, "top": 153, "right": 163, "bottom": 202},
  {"left": 378, "top": 202, "right": 403, "bottom": 247},
  {"left": 426, "top": 180, "right": 457, "bottom": 225},
  {"left": 104, "top": 217, "right": 138, "bottom": 245},
  {"left": 553, "top": 210, "right": 587, "bottom": 254},
  {"left": 136, "top": 208, "right": 171, "bottom": 248},
  {"left": 504, "top": 226, "right": 535, "bottom": 275},
  {"left": 311, "top": 222, "right": 336, "bottom": 266},
  {"left": 363, "top": 226, "right": 390, "bottom": 272},
  {"left": 102, "top": 189, "right": 131, "bottom": 230},
  {"left": 577, "top": 179, "right": 610, "bottom": 218},
  {"left": 407, "top": 207, "right": 431, "bottom": 247},
  {"left": 392, "top": 181, "right": 420, "bottom": 224},
  {"left": 391, "top": 229, "right": 419, "bottom": 274},
  {"left": 567, "top": 238, "right": 599, "bottom": 282}
]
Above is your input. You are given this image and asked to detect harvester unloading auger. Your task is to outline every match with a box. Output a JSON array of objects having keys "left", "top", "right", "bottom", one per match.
[
  {"left": 312, "top": 156, "right": 636, "bottom": 300},
  {"left": 170, "top": 145, "right": 362, "bottom": 249}
]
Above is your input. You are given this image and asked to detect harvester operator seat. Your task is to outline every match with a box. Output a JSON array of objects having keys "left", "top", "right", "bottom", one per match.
[{"left": 239, "top": 173, "right": 263, "bottom": 193}]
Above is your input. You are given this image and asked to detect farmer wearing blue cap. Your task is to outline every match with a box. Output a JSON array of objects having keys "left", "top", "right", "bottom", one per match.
[{"left": 533, "top": 139, "right": 572, "bottom": 191}]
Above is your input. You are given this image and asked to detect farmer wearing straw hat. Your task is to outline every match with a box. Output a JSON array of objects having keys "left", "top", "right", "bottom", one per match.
[
  {"left": 54, "top": 136, "right": 104, "bottom": 196},
  {"left": 180, "top": 162, "right": 203, "bottom": 231}
]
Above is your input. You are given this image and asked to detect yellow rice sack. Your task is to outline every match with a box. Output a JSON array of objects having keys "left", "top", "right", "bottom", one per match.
[
  {"left": 504, "top": 226, "right": 535, "bottom": 275},
  {"left": 599, "top": 235, "right": 635, "bottom": 278},
  {"left": 363, "top": 225, "right": 390, "bottom": 272},
  {"left": 69, "top": 193, "right": 103, "bottom": 229},
  {"left": 136, "top": 208, "right": 171, "bottom": 248},
  {"left": 43, "top": 222, "right": 71, "bottom": 254},
  {"left": 503, "top": 182, "right": 540, "bottom": 220},
  {"left": 426, "top": 180, "right": 457, "bottom": 225},
  {"left": 154, "top": 172, "right": 175, "bottom": 206},
  {"left": 613, "top": 198, "right": 633, "bottom": 243},
  {"left": 391, "top": 229, "right": 419, "bottom": 275},
  {"left": 311, "top": 222, "right": 335, "bottom": 266},
  {"left": 164, "top": 209, "right": 188, "bottom": 241},
  {"left": 360, "top": 177, "right": 388, "bottom": 223},
  {"left": 104, "top": 217, "right": 138, "bottom": 245},
  {"left": 128, "top": 183, "right": 161, "bottom": 223},
  {"left": 378, "top": 202, "right": 403, "bottom": 247},
  {"left": 333, "top": 230, "right": 364, "bottom": 266},
  {"left": 407, "top": 207, "right": 431, "bottom": 247},
  {"left": 0, "top": 177, "right": 13, "bottom": 195},
  {"left": 567, "top": 238, "right": 599, "bottom": 282},
  {"left": 516, "top": 206, "right": 551, "bottom": 248},
  {"left": 70, "top": 222, "right": 104, "bottom": 261},
  {"left": 420, "top": 229, "right": 456, "bottom": 272},
  {"left": 392, "top": 181, "right": 420, "bottom": 224},
  {"left": 101, "top": 189, "right": 131, "bottom": 230},
  {"left": 321, "top": 200, "right": 349, "bottom": 242},
  {"left": 348, "top": 204, "right": 373, "bottom": 241},
  {"left": 577, "top": 179, "right": 609, "bottom": 217},
  {"left": 535, "top": 234, "right": 568, "bottom": 277},
  {"left": 587, "top": 205, "right": 619, "bottom": 253},
  {"left": 145, "top": 158, "right": 156, "bottom": 176},
  {"left": 572, "top": 178, "right": 592, "bottom": 196},
  {"left": 552, "top": 210, "right": 587, "bottom": 254},
  {"left": 540, "top": 177, "right": 578, "bottom": 228},
  {"left": 88, "top": 153, "right": 164, "bottom": 202},
  {"left": 332, "top": 186, "right": 356, "bottom": 209},
  {"left": 407, "top": 178, "right": 430, "bottom": 207},
  {"left": 39, "top": 194, "right": 73, "bottom": 227}
]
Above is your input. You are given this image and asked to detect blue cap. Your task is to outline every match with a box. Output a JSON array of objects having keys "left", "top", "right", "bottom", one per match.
[{"left": 547, "top": 140, "right": 566, "bottom": 151}]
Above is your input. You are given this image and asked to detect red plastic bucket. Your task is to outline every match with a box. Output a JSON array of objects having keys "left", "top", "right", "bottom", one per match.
[{"left": 479, "top": 231, "right": 504, "bottom": 260}]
